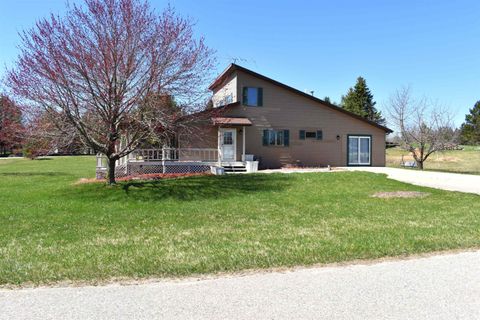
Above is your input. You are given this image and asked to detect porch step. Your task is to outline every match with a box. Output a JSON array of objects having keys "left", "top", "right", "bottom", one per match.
[{"left": 223, "top": 165, "right": 247, "bottom": 174}]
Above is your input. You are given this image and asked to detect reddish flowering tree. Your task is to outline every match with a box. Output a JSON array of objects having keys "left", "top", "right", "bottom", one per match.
[
  {"left": 7, "top": 0, "right": 215, "bottom": 183},
  {"left": 22, "top": 109, "right": 81, "bottom": 159},
  {"left": 0, "top": 95, "right": 24, "bottom": 156}
]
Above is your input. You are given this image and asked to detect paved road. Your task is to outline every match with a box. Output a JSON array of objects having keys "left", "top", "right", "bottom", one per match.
[
  {"left": 343, "top": 167, "right": 480, "bottom": 195},
  {"left": 1, "top": 250, "right": 479, "bottom": 320}
]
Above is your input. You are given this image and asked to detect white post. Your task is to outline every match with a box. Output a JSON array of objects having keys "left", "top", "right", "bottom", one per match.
[
  {"left": 162, "top": 146, "right": 166, "bottom": 173},
  {"left": 242, "top": 126, "right": 246, "bottom": 163},
  {"left": 217, "top": 128, "right": 222, "bottom": 166}
]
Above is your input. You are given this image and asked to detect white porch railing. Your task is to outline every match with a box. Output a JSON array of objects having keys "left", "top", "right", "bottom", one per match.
[
  {"left": 128, "top": 148, "right": 218, "bottom": 163},
  {"left": 96, "top": 148, "right": 219, "bottom": 174}
]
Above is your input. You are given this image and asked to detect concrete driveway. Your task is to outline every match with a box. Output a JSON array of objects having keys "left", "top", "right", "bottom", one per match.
[
  {"left": 1, "top": 250, "right": 479, "bottom": 320},
  {"left": 343, "top": 167, "right": 480, "bottom": 195}
]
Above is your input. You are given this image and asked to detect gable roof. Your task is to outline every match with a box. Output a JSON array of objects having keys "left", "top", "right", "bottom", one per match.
[{"left": 209, "top": 64, "right": 392, "bottom": 133}]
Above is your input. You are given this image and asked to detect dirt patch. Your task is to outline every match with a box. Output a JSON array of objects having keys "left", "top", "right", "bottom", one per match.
[
  {"left": 371, "top": 191, "right": 430, "bottom": 199},
  {"left": 74, "top": 172, "right": 211, "bottom": 185},
  {"left": 74, "top": 178, "right": 103, "bottom": 185},
  {"left": 432, "top": 156, "right": 460, "bottom": 162}
]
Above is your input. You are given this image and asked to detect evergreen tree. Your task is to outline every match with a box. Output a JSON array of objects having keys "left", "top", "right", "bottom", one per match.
[
  {"left": 341, "top": 77, "right": 385, "bottom": 125},
  {"left": 323, "top": 96, "right": 339, "bottom": 106},
  {"left": 459, "top": 101, "right": 480, "bottom": 145}
]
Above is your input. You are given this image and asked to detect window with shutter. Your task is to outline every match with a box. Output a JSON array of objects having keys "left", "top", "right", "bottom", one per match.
[
  {"left": 262, "top": 129, "right": 288, "bottom": 146},
  {"left": 300, "top": 130, "right": 323, "bottom": 140}
]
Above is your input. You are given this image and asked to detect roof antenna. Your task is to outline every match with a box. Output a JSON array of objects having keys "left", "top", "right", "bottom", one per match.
[{"left": 310, "top": 91, "right": 314, "bottom": 96}]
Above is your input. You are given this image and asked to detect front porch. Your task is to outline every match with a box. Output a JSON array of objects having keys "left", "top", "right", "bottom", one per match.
[{"left": 96, "top": 117, "right": 256, "bottom": 178}]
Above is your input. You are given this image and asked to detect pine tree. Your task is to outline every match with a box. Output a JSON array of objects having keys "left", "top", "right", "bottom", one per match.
[
  {"left": 323, "top": 96, "right": 339, "bottom": 107},
  {"left": 460, "top": 101, "right": 480, "bottom": 145},
  {"left": 341, "top": 77, "right": 385, "bottom": 125}
]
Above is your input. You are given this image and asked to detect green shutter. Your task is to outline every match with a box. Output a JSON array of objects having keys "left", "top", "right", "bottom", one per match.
[
  {"left": 299, "top": 130, "right": 305, "bottom": 140},
  {"left": 262, "top": 130, "right": 269, "bottom": 146},
  {"left": 316, "top": 130, "right": 323, "bottom": 140},
  {"left": 243, "top": 87, "right": 248, "bottom": 105},
  {"left": 257, "top": 88, "right": 263, "bottom": 106},
  {"left": 283, "top": 129, "right": 289, "bottom": 146}
]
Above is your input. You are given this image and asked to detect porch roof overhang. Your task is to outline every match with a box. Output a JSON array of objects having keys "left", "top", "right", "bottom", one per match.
[{"left": 212, "top": 117, "right": 252, "bottom": 126}]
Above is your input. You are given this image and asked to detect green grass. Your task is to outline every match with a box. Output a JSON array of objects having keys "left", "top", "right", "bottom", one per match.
[
  {"left": 1, "top": 156, "right": 479, "bottom": 286},
  {"left": 387, "top": 146, "right": 480, "bottom": 174}
]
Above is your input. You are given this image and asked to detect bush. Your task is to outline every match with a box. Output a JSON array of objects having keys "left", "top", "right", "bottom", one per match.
[{"left": 22, "top": 141, "right": 48, "bottom": 159}]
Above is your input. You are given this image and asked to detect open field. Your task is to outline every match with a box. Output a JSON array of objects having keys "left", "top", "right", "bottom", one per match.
[
  {"left": 0, "top": 156, "right": 479, "bottom": 286},
  {"left": 386, "top": 146, "right": 480, "bottom": 174}
]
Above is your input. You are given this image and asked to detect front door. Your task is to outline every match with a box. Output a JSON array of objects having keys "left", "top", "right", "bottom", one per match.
[
  {"left": 220, "top": 128, "right": 236, "bottom": 162},
  {"left": 348, "top": 135, "right": 371, "bottom": 165}
]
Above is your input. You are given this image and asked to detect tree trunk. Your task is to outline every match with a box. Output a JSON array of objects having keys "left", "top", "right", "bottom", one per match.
[
  {"left": 107, "top": 157, "right": 117, "bottom": 185},
  {"left": 417, "top": 161, "right": 424, "bottom": 170}
]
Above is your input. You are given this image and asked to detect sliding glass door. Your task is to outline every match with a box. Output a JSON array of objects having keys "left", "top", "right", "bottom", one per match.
[{"left": 348, "top": 136, "right": 371, "bottom": 165}]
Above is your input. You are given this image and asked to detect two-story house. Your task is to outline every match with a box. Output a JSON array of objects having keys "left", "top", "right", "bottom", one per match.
[
  {"left": 181, "top": 64, "right": 391, "bottom": 169},
  {"left": 103, "top": 64, "right": 392, "bottom": 178}
]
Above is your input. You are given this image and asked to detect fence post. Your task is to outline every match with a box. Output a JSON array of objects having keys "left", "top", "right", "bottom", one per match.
[{"left": 162, "top": 145, "right": 166, "bottom": 173}]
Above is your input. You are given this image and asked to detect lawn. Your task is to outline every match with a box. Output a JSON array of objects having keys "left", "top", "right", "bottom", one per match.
[
  {"left": 0, "top": 156, "right": 479, "bottom": 286},
  {"left": 387, "top": 146, "right": 480, "bottom": 174}
]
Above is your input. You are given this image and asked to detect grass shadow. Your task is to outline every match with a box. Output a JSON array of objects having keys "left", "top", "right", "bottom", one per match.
[
  {"left": 72, "top": 173, "right": 292, "bottom": 202},
  {"left": 0, "top": 172, "right": 68, "bottom": 177}
]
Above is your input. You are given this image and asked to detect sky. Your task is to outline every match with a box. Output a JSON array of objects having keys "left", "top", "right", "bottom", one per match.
[{"left": 1, "top": 0, "right": 479, "bottom": 127}]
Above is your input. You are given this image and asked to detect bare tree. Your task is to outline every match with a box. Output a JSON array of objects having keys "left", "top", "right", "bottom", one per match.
[
  {"left": 7, "top": 0, "right": 215, "bottom": 184},
  {"left": 387, "top": 87, "right": 456, "bottom": 170}
]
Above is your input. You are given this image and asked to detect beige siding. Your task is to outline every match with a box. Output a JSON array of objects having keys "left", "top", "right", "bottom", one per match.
[
  {"left": 178, "top": 122, "right": 245, "bottom": 162},
  {"left": 221, "top": 71, "right": 387, "bottom": 168},
  {"left": 179, "top": 125, "right": 217, "bottom": 149},
  {"left": 212, "top": 72, "right": 238, "bottom": 107}
]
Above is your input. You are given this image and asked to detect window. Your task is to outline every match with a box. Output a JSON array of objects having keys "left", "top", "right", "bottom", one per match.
[
  {"left": 299, "top": 130, "right": 323, "bottom": 140},
  {"left": 224, "top": 94, "right": 233, "bottom": 105},
  {"left": 263, "top": 129, "right": 289, "bottom": 147},
  {"left": 215, "top": 93, "right": 233, "bottom": 107},
  {"left": 223, "top": 131, "right": 233, "bottom": 145},
  {"left": 242, "top": 87, "right": 263, "bottom": 106}
]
